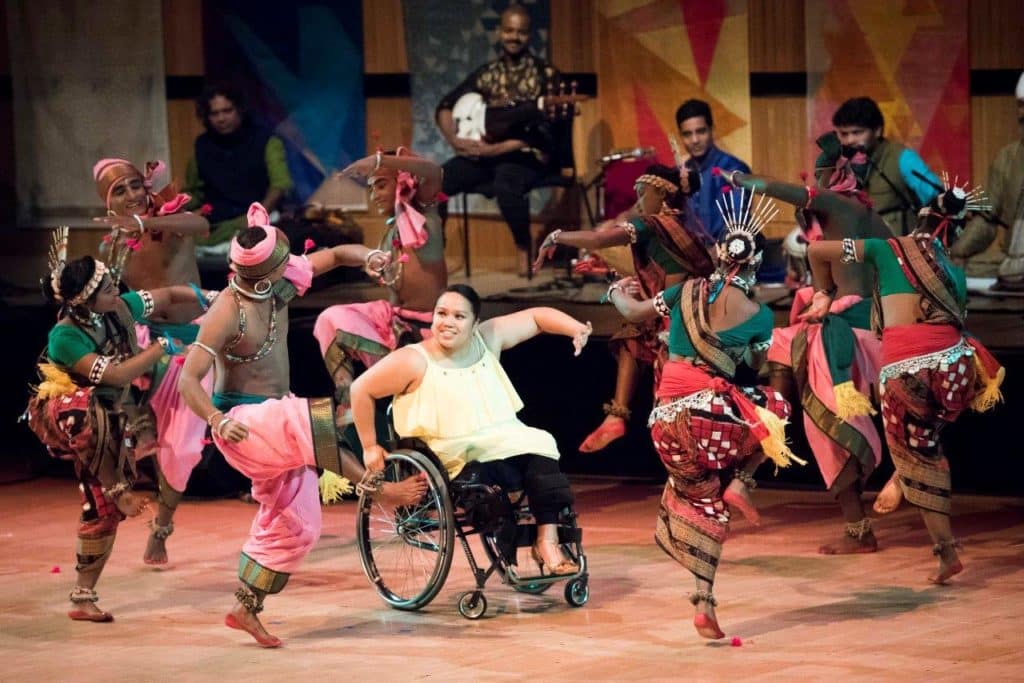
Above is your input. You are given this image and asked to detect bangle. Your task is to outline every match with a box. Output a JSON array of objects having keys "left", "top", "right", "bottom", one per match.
[
  {"left": 840, "top": 237, "right": 858, "bottom": 264},
  {"left": 374, "top": 151, "right": 383, "bottom": 171},
  {"left": 216, "top": 417, "right": 232, "bottom": 438},
  {"left": 364, "top": 248, "right": 387, "bottom": 272},
  {"left": 133, "top": 214, "right": 145, "bottom": 233},
  {"left": 548, "top": 229, "right": 562, "bottom": 247},
  {"left": 206, "top": 410, "right": 224, "bottom": 427},
  {"left": 602, "top": 282, "right": 622, "bottom": 304}
]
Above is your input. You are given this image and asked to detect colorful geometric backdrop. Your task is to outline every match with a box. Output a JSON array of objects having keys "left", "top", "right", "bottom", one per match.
[
  {"left": 596, "top": 0, "right": 751, "bottom": 167},
  {"left": 806, "top": 0, "right": 970, "bottom": 177}
]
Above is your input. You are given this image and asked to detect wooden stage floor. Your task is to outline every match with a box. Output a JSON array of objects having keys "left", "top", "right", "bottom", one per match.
[{"left": 2, "top": 478, "right": 1022, "bottom": 681}]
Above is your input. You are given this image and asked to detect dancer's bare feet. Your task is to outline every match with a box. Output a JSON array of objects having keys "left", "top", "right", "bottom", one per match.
[
  {"left": 928, "top": 543, "right": 964, "bottom": 585},
  {"left": 143, "top": 534, "right": 168, "bottom": 565},
  {"left": 67, "top": 599, "right": 114, "bottom": 622},
  {"left": 693, "top": 604, "right": 725, "bottom": 640},
  {"left": 378, "top": 473, "right": 428, "bottom": 507},
  {"left": 873, "top": 473, "right": 903, "bottom": 515},
  {"left": 224, "top": 603, "right": 281, "bottom": 648},
  {"left": 579, "top": 416, "right": 626, "bottom": 453},
  {"left": 723, "top": 478, "right": 761, "bottom": 526},
  {"left": 819, "top": 532, "right": 878, "bottom": 554}
]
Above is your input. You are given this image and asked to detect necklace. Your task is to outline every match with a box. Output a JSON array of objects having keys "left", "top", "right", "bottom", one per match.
[
  {"left": 71, "top": 309, "right": 103, "bottom": 329},
  {"left": 377, "top": 217, "right": 405, "bottom": 288},
  {"left": 229, "top": 277, "right": 273, "bottom": 301},
  {"left": 223, "top": 288, "right": 278, "bottom": 364}
]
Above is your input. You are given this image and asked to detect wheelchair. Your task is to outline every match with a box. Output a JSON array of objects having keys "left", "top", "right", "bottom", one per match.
[{"left": 354, "top": 439, "right": 589, "bottom": 620}]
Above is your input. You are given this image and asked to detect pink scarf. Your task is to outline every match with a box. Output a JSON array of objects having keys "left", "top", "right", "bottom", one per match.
[{"left": 229, "top": 202, "right": 311, "bottom": 295}]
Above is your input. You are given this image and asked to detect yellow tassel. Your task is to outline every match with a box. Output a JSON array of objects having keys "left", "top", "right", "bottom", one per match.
[
  {"left": 318, "top": 469, "right": 353, "bottom": 504},
  {"left": 970, "top": 356, "right": 1005, "bottom": 413},
  {"left": 754, "top": 405, "right": 807, "bottom": 469},
  {"left": 833, "top": 381, "right": 877, "bottom": 420},
  {"left": 32, "top": 363, "right": 77, "bottom": 400}
]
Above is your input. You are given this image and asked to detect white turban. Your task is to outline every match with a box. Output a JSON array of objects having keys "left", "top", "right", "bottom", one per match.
[{"left": 1016, "top": 72, "right": 1024, "bottom": 100}]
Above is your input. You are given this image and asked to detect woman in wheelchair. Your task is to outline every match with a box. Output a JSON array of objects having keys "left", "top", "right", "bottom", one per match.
[{"left": 351, "top": 284, "right": 592, "bottom": 575}]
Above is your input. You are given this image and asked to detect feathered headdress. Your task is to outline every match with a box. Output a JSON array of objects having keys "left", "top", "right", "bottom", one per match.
[
  {"left": 708, "top": 188, "right": 778, "bottom": 302},
  {"left": 48, "top": 226, "right": 107, "bottom": 307}
]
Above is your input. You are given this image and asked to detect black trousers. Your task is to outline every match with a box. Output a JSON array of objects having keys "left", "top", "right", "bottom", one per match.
[
  {"left": 440, "top": 152, "right": 547, "bottom": 250},
  {"left": 454, "top": 454, "right": 568, "bottom": 525}
]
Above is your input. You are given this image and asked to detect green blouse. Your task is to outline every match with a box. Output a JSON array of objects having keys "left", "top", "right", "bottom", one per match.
[
  {"left": 861, "top": 238, "right": 966, "bottom": 305},
  {"left": 660, "top": 282, "right": 774, "bottom": 358},
  {"left": 630, "top": 217, "right": 686, "bottom": 277},
  {"left": 47, "top": 292, "right": 147, "bottom": 368}
]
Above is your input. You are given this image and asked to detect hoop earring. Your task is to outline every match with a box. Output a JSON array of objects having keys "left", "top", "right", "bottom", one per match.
[{"left": 254, "top": 278, "right": 272, "bottom": 295}]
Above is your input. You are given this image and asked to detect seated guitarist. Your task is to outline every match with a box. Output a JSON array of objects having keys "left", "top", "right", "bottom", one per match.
[{"left": 435, "top": 4, "right": 563, "bottom": 277}]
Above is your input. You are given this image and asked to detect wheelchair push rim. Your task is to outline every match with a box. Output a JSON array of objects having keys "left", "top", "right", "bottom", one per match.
[{"left": 356, "top": 449, "right": 455, "bottom": 611}]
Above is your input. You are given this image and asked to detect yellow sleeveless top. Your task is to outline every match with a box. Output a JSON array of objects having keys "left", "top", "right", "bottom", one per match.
[{"left": 392, "top": 332, "right": 560, "bottom": 478}]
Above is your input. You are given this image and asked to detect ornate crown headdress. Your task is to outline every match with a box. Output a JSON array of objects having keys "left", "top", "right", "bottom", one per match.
[
  {"left": 715, "top": 188, "right": 778, "bottom": 267},
  {"left": 706, "top": 189, "right": 779, "bottom": 302},
  {"left": 47, "top": 226, "right": 107, "bottom": 306},
  {"left": 937, "top": 172, "right": 992, "bottom": 219}
]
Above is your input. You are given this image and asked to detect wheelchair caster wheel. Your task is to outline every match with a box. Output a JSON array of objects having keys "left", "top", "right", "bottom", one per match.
[
  {"left": 457, "top": 591, "right": 488, "bottom": 619},
  {"left": 564, "top": 578, "right": 589, "bottom": 607}
]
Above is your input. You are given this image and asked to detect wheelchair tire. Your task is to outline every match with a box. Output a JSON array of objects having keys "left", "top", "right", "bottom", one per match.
[
  {"left": 457, "top": 591, "right": 488, "bottom": 620},
  {"left": 564, "top": 578, "right": 589, "bottom": 607},
  {"left": 356, "top": 449, "right": 455, "bottom": 611},
  {"left": 512, "top": 580, "right": 555, "bottom": 595}
]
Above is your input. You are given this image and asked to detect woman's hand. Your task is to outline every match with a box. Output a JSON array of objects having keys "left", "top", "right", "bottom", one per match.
[
  {"left": 798, "top": 290, "right": 834, "bottom": 323},
  {"left": 533, "top": 229, "right": 562, "bottom": 272},
  {"left": 614, "top": 276, "right": 642, "bottom": 298},
  {"left": 218, "top": 418, "right": 250, "bottom": 443},
  {"left": 363, "top": 444, "right": 389, "bottom": 473},
  {"left": 571, "top": 321, "right": 593, "bottom": 356}
]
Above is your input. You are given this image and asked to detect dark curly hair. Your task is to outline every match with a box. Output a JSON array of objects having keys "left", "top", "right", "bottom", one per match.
[
  {"left": 41, "top": 256, "right": 101, "bottom": 308},
  {"left": 832, "top": 97, "right": 884, "bottom": 132}
]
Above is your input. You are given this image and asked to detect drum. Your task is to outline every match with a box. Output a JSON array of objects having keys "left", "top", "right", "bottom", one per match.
[{"left": 600, "top": 147, "right": 656, "bottom": 220}]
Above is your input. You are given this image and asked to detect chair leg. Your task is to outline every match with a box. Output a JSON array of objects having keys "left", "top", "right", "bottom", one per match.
[{"left": 461, "top": 195, "right": 471, "bottom": 277}]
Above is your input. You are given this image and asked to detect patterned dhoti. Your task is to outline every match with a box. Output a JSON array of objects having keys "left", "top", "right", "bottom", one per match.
[
  {"left": 650, "top": 361, "right": 791, "bottom": 584},
  {"left": 767, "top": 288, "right": 882, "bottom": 489}
]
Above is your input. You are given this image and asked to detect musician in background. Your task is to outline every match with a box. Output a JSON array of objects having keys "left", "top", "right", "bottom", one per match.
[
  {"left": 676, "top": 99, "right": 751, "bottom": 240},
  {"left": 435, "top": 4, "right": 562, "bottom": 277}
]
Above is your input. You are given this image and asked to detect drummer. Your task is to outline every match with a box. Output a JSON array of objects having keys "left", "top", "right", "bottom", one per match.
[{"left": 675, "top": 99, "right": 751, "bottom": 239}]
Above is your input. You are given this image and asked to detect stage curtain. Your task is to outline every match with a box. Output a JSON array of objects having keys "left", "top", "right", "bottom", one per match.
[
  {"left": 8, "top": 0, "right": 170, "bottom": 223},
  {"left": 805, "top": 0, "right": 970, "bottom": 176},
  {"left": 595, "top": 0, "right": 752, "bottom": 169}
]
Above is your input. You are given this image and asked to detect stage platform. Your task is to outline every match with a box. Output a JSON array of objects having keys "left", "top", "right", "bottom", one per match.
[{"left": 0, "top": 478, "right": 1021, "bottom": 680}]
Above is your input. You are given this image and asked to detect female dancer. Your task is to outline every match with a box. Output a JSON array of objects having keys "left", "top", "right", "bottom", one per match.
[
  {"left": 534, "top": 164, "right": 713, "bottom": 452},
  {"left": 26, "top": 230, "right": 203, "bottom": 621},
  {"left": 607, "top": 190, "right": 801, "bottom": 639},
  {"left": 804, "top": 179, "right": 1003, "bottom": 583}
]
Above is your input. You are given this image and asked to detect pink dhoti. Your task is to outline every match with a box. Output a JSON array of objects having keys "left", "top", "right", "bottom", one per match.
[
  {"left": 314, "top": 301, "right": 432, "bottom": 402},
  {"left": 135, "top": 324, "right": 213, "bottom": 501},
  {"left": 212, "top": 394, "right": 340, "bottom": 590},
  {"left": 767, "top": 288, "right": 883, "bottom": 489}
]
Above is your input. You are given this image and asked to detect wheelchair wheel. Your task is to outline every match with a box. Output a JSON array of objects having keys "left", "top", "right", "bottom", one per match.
[
  {"left": 564, "top": 578, "right": 589, "bottom": 607},
  {"left": 356, "top": 449, "right": 455, "bottom": 611},
  {"left": 457, "top": 591, "right": 488, "bottom": 619},
  {"left": 513, "top": 580, "right": 555, "bottom": 595}
]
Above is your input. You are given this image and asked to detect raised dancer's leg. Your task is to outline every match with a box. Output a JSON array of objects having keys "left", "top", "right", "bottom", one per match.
[{"left": 580, "top": 347, "right": 635, "bottom": 452}]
